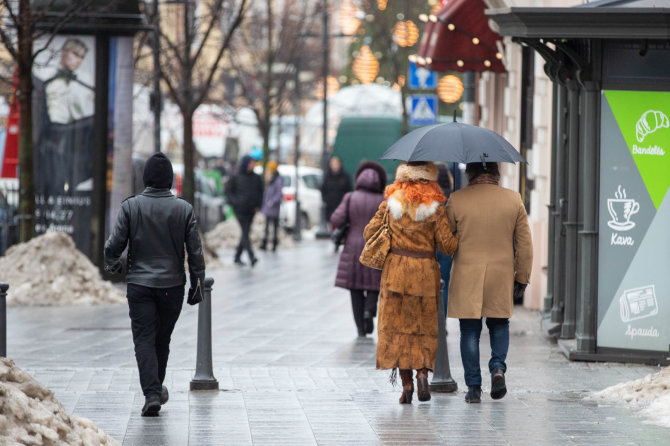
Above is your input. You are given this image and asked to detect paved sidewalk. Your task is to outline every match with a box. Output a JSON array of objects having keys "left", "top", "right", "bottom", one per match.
[{"left": 6, "top": 240, "right": 669, "bottom": 445}]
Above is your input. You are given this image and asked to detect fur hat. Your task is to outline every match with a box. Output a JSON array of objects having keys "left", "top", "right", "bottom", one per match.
[{"left": 394, "top": 162, "right": 438, "bottom": 183}]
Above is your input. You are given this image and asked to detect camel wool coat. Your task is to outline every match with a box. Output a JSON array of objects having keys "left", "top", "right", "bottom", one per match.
[
  {"left": 364, "top": 193, "right": 458, "bottom": 371},
  {"left": 445, "top": 183, "right": 533, "bottom": 319}
]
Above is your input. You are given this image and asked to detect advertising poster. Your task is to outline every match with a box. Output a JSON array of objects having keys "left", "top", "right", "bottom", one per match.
[
  {"left": 598, "top": 90, "right": 670, "bottom": 352},
  {"left": 32, "top": 35, "right": 96, "bottom": 255}
]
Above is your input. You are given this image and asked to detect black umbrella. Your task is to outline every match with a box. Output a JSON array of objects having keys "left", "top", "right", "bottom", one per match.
[{"left": 380, "top": 121, "right": 526, "bottom": 165}]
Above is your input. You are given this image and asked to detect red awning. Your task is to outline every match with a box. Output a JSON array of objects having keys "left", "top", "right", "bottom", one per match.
[{"left": 417, "top": 0, "right": 505, "bottom": 73}]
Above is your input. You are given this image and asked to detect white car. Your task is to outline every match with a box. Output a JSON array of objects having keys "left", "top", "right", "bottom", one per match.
[{"left": 277, "top": 165, "right": 323, "bottom": 231}]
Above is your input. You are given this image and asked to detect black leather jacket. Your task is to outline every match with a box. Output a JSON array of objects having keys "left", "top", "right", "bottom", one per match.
[{"left": 104, "top": 187, "right": 205, "bottom": 289}]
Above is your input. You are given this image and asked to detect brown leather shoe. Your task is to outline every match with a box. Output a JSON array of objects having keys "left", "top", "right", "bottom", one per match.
[
  {"left": 399, "top": 369, "right": 414, "bottom": 404},
  {"left": 416, "top": 368, "right": 431, "bottom": 402}
]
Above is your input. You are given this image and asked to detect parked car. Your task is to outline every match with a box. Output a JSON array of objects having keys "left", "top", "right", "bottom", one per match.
[
  {"left": 171, "top": 164, "right": 226, "bottom": 232},
  {"left": 276, "top": 164, "right": 323, "bottom": 231}
]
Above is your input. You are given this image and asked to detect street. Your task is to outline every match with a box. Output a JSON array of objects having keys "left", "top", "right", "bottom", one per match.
[{"left": 7, "top": 240, "right": 668, "bottom": 445}]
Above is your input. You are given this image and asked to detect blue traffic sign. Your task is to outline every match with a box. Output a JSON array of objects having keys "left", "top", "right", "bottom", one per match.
[
  {"left": 408, "top": 62, "right": 437, "bottom": 89},
  {"left": 409, "top": 95, "right": 438, "bottom": 126}
]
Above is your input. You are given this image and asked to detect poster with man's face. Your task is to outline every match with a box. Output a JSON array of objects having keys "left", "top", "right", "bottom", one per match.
[{"left": 32, "top": 35, "right": 96, "bottom": 255}]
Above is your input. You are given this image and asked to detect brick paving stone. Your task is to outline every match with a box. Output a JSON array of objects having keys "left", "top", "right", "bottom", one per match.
[{"left": 4, "top": 240, "right": 670, "bottom": 445}]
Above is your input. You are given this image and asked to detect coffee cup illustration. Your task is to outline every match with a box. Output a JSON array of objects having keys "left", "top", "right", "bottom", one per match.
[{"left": 607, "top": 186, "right": 639, "bottom": 231}]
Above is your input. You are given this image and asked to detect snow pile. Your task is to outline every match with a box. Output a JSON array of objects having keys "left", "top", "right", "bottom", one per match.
[
  {"left": 589, "top": 366, "right": 670, "bottom": 427},
  {"left": 205, "top": 216, "right": 295, "bottom": 250},
  {"left": 0, "top": 232, "right": 125, "bottom": 306},
  {"left": 0, "top": 357, "right": 120, "bottom": 445}
]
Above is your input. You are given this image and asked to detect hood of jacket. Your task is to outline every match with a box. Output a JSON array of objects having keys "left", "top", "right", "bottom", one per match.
[
  {"left": 355, "top": 168, "right": 382, "bottom": 192},
  {"left": 238, "top": 155, "right": 254, "bottom": 174},
  {"left": 354, "top": 161, "right": 387, "bottom": 193},
  {"left": 387, "top": 189, "right": 440, "bottom": 222}
]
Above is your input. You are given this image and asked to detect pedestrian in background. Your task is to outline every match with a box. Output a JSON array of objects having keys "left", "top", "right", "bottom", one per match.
[
  {"left": 364, "top": 162, "right": 458, "bottom": 404},
  {"left": 260, "top": 160, "right": 283, "bottom": 252},
  {"left": 321, "top": 155, "right": 352, "bottom": 225},
  {"left": 104, "top": 152, "right": 206, "bottom": 417},
  {"left": 446, "top": 162, "right": 532, "bottom": 404},
  {"left": 436, "top": 163, "right": 454, "bottom": 319},
  {"left": 330, "top": 161, "right": 387, "bottom": 338},
  {"left": 226, "top": 154, "right": 264, "bottom": 266}
]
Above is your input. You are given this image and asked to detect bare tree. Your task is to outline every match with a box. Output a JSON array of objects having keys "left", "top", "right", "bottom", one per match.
[
  {"left": 157, "top": 0, "right": 247, "bottom": 205},
  {"left": 0, "top": 0, "right": 99, "bottom": 242},
  {"left": 227, "top": 0, "right": 319, "bottom": 166}
]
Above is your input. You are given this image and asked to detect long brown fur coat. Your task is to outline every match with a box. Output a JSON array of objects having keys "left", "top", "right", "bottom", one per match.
[{"left": 364, "top": 189, "right": 458, "bottom": 371}]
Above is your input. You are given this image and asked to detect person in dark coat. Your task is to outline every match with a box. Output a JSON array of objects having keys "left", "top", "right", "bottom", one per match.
[
  {"left": 330, "top": 161, "right": 387, "bottom": 337},
  {"left": 226, "top": 154, "right": 264, "bottom": 266},
  {"left": 260, "top": 161, "right": 283, "bottom": 251},
  {"left": 321, "top": 156, "right": 352, "bottom": 224},
  {"left": 104, "top": 152, "right": 206, "bottom": 417}
]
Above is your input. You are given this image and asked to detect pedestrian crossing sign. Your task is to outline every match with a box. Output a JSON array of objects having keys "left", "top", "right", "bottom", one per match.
[{"left": 409, "top": 95, "right": 438, "bottom": 126}]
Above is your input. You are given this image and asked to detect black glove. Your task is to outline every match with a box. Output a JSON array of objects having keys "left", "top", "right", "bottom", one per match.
[
  {"left": 513, "top": 281, "right": 527, "bottom": 301},
  {"left": 187, "top": 278, "right": 204, "bottom": 305},
  {"left": 104, "top": 262, "right": 124, "bottom": 275}
]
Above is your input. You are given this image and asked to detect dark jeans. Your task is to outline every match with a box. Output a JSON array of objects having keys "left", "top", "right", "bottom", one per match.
[
  {"left": 127, "top": 283, "right": 184, "bottom": 397},
  {"left": 235, "top": 212, "right": 256, "bottom": 261},
  {"left": 263, "top": 216, "right": 279, "bottom": 246},
  {"left": 459, "top": 318, "right": 509, "bottom": 386},
  {"left": 350, "top": 289, "right": 379, "bottom": 333},
  {"left": 436, "top": 251, "right": 452, "bottom": 317}
]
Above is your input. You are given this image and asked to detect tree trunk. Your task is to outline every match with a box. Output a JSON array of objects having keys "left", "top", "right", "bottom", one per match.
[
  {"left": 17, "top": 0, "right": 35, "bottom": 242},
  {"left": 182, "top": 110, "right": 195, "bottom": 205}
]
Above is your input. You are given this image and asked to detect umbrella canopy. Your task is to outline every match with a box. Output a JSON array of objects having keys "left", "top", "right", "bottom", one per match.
[{"left": 380, "top": 122, "right": 526, "bottom": 165}]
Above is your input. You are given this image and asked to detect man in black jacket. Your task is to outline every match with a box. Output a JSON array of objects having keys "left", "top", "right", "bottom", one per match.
[
  {"left": 225, "top": 154, "right": 263, "bottom": 266},
  {"left": 104, "top": 152, "right": 206, "bottom": 417}
]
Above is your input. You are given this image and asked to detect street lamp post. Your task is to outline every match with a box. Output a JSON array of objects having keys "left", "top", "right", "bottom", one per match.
[
  {"left": 315, "top": 0, "right": 332, "bottom": 239},
  {"left": 152, "top": 0, "right": 162, "bottom": 154},
  {"left": 293, "top": 59, "right": 302, "bottom": 242}
]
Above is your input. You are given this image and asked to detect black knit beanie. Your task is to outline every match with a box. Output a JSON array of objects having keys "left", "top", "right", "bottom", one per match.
[{"left": 143, "top": 152, "right": 173, "bottom": 189}]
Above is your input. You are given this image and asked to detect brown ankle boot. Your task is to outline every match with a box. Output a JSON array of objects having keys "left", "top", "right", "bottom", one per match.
[
  {"left": 416, "top": 368, "right": 431, "bottom": 402},
  {"left": 399, "top": 369, "right": 414, "bottom": 404}
]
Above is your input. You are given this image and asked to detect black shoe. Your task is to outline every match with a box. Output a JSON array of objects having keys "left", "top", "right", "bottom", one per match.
[
  {"left": 251, "top": 257, "right": 258, "bottom": 267},
  {"left": 260, "top": 240, "right": 267, "bottom": 251},
  {"left": 357, "top": 328, "right": 366, "bottom": 337},
  {"left": 363, "top": 311, "right": 374, "bottom": 334},
  {"left": 234, "top": 258, "right": 246, "bottom": 266},
  {"left": 160, "top": 385, "right": 169, "bottom": 405},
  {"left": 272, "top": 241, "right": 278, "bottom": 252},
  {"left": 490, "top": 368, "right": 507, "bottom": 400},
  {"left": 141, "top": 394, "right": 161, "bottom": 417},
  {"left": 465, "top": 385, "right": 482, "bottom": 403}
]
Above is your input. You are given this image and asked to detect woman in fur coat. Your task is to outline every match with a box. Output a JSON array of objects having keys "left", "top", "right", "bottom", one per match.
[{"left": 363, "top": 161, "right": 458, "bottom": 404}]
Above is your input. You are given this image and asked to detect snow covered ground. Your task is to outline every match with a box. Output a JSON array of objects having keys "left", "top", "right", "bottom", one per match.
[
  {"left": 0, "top": 358, "right": 119, "bottom": 445},
  {"left": 589, "top": 366, "right": 670, "bottom": 428},
  {"left": 0, "top": 232, "right": 125, "bottom": 306}
]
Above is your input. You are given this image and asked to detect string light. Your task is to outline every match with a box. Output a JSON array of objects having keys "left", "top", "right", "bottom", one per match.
[
  {"left": 472, "top": 37, "right": 480, "bottom": 45},
  {"left": 447, "top": 23, "right": 455, "bottom": 31},
  {"left": 425, "top": 57, "right": 433, "bottom": 64},
  {"left": 408, "top": 54, "right": 418, "bottom": 63},
  {"left": 496, "top": 52, "right": 503, "bottom": 60},
  {"left": 352, "top": 46, "right": 379, "bottom": 84},
  {"left": 339, "top": 0, "right": 360, "bottom": 36},
  {"left": 314, "top": 76, "right": 340, "bottom": 99},
  {"left": 456, "top": 60, "right": 464, "bottom": 67},
  {"left": 377, "top": 0, "right": 388, "bottom": 10},
  {"left": 437, "top": 75, "right": 464, "bottom": 103},
  {"left": 484, "top": 60, "right": 491, "bottom": 67},
  {"left": 429, "top": 14, "right": 438, "bottom": 22},
  {"left": 393, "top": 20, "right": 420, "bottom": 47},
  {"left": 418, "top": 13, "right": 428, "bottom": 22}
]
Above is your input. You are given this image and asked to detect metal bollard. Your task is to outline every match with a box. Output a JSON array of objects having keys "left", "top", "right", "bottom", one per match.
[
  {"left": 0, "top": 282, "right": 7, "bottom": 357},
  {"left": 430, "top": 280, "right": 457, "bottom": 392},
  {"left": 190, "top": 277, "right": 219, "bottom": 390}
]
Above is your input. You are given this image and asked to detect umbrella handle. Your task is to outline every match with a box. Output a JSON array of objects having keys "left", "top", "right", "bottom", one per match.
[{"left": 480, "top": 153, "right": 489, "bottom": 170}]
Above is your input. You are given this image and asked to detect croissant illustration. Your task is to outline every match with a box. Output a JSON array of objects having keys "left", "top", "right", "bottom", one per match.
[{"left": 635, "top": 110, "right": 669, "bottom": 142}]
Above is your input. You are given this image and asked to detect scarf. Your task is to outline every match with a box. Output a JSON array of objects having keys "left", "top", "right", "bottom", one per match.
[{"left": 469, "top": 174, "right": 499, "bottom": 186}]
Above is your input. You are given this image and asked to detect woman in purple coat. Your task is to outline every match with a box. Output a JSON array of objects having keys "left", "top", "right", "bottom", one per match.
[
  {"left": 260, "top": 161, "right": 283, "bottom": 251},
  {"left": 330, "top": 161, "right": 387, "bottom": 337}
]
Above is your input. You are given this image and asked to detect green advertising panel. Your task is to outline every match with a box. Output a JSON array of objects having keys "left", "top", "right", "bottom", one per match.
[{"left": 598, "top": 90, "right": 670, "bottom": 352}]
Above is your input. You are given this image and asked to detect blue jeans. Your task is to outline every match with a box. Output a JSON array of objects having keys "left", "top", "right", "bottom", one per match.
[{"left": 459, "top": 318, "right": 509, "bottom": 386}]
